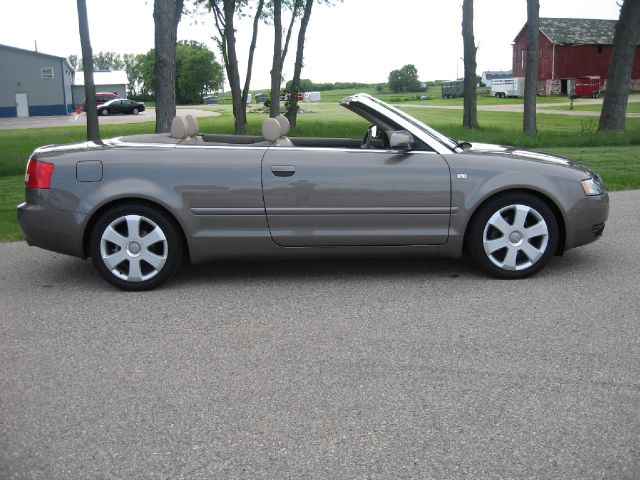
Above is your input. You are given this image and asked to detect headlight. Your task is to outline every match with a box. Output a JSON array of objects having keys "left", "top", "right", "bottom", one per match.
[{"left": 580, "top": 177, "right": 604, "bottom": 196}]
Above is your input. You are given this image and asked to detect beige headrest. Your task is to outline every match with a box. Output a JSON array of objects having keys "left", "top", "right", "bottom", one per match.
[
  {"left": 184, "top": 115, "right": 199, "bottom": 137},
  {"left": 274, "top": 115, "right": 290, "bottom": 135},
  {"left": 262, "top": 118, "right": 281, "bottom": 142},
  {"left": 170, "top": 116, "right": 187, "bottom": 139}
]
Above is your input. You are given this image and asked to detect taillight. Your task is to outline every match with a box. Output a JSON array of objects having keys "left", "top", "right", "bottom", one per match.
[{"left": 25, "top": 158, "right": 54, "bottom": 189}]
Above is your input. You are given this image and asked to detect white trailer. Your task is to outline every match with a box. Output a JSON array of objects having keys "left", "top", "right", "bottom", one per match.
[
  {"left": 304, "top": 91, "right": 321, "bottom": 102},
  {"left": 491, "top": 77, "right": 525, "bottom": 98}
]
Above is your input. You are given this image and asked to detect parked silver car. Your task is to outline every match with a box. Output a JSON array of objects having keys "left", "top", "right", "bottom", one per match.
[{"left": 17, "top": 94, "right": 608, "bottom": 290}]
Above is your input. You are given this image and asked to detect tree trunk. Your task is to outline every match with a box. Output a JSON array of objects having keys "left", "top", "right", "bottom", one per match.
[
  {"left": 76, "top": 0, "right": 100, "bottom": 143},
  {"left": 461, "top": 0, "right": 478, "bottom": 128},
  {"left": 286, "top": 0, "right": 313, "bottom": 128},
  {"left": 241, "top": 0, "right": 265, "bottom": 126},
  {"left": 523, "top": 0, "right": 539, "bottom": 135},
  {"left": 599, "top": 0, "right": 640, "bottom": 131},
  {"left": 270, "top": 0, "right": 283, "bottom": 118},
  {"left": 153, "top": 0, "right": 183, "bottom": 133}
]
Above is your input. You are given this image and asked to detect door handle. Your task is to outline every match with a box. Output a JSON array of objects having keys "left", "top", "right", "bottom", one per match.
[{"left": 271, "top": 165, "right": 296, "bottom": 177}]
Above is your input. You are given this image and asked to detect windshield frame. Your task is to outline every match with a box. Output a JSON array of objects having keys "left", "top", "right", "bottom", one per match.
[{"left": 340, "top": 94, "right": 458, "bottom": 154}]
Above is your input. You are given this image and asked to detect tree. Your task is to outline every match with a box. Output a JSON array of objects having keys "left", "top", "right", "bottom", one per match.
[
  {"left": 269, "top": 0, "right": 283, "bottom": 117},
  {"left": 285, "top": 0, "right": 314, "bottom": 127},
  {"left": 387, "top": 64, "right": 421, "bottom": 92},
  {"left": 206, "top": 0, "right": 265, "bottom": 134},
  {"left": 93, "top": 51, "right": 125, "bottom": 70},
  {"left": 153, "top": 0, "right": 184, "bottom": 133},
  {"left": 76, "top": 0, "right": 100, "bottom": 143},
  {"left": 175, "top": 41, "right": 224, "bottom": 104},
  {"left": 523, "top": 0, "right": 539, "bottom": 135},
  {"left": 599, "top": 0, "right": 640, "bottom": 131},
  {"left": 67, "top": 54, "right": 80, "bottom": 70},
  {"left": 462, "top": 0, "right": 478, "bottom": 128},
  {"left": 123, "top": 53, "right": 146, "bottom": 98},
  {"left": 388, "top": 69, "right": 403, "bottom": 92}
]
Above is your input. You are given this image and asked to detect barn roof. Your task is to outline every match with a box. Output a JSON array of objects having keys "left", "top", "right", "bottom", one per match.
[{"left": 538, "top": 18, "right": 619, "bottom": 45}]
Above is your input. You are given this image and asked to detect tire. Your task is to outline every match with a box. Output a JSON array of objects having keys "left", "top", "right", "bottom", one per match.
[
  {"left": 132, "top": 108, "right": 139, "bottom": 115},
  {"left": 89, "top": 204, "right": 183, "bottom": 291},
  {"left": 100, "top": 109, "right": 108, "bottom": 116},
  {"left": 467, "top": 193, "right": 558, "bottom": 279}
]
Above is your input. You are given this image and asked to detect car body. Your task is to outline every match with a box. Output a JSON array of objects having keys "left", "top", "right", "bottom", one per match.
[
  {"left": 81, "top": 92, "right": 119, "bottom": 111},
  {"left": 17, "top": 94, "right": 609, "bottom": 290},
  {"left": 97, "top": 99, "right": 146, "bottom": 116}
]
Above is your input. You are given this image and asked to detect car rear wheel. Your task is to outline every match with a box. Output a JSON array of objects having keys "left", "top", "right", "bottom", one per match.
[
  {"left": 467, "top": 193, "right": 558, "bottom": 279},
  {"left": 89, "top": 204, "right": 183, "bottom": 290}
]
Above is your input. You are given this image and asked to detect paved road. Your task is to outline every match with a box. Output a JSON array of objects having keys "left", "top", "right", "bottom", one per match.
[
  {"left": 0, "top": 107, "right": 220, "bottom": 130},
  {"left": 1, "top": 191, "right": 639, "bottom": 479}
]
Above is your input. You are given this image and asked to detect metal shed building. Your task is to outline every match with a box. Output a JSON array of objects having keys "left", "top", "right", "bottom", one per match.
[
  {"left": 72, "top": 71, "right": 128, "bottom": 107},
  {"left": 0, "top": 44, "right": 74, "bottom": 117}
]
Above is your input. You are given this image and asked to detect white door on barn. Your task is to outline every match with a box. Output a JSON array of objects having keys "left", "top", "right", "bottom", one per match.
[{"left": 15, "top": 93, "right": 29, "bottom": 117}]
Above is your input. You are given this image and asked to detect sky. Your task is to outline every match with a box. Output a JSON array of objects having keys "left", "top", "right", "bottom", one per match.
[{"left": 0, "top": 0, "right": 623, "bottom": 90}]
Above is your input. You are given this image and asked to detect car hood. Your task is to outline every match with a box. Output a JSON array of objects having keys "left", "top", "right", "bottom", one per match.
[{"left": 462, "top": 142, "right": 595, "bottom": 177}]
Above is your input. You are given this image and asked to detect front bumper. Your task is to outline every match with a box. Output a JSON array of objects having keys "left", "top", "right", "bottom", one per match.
[
  {"left": 564, "top": 193, "right": 609, "bottom": 250},
  {"left": 17, "top": 193, "right": 87, "bottom": 258}
]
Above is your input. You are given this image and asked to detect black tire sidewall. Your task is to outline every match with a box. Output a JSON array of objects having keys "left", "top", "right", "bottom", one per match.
[
  {"left": 468, "top": 193, "right": 559, "bottom": 279},
  {"left": 89, "top": 204, "right": 183, "bottom": 291}
]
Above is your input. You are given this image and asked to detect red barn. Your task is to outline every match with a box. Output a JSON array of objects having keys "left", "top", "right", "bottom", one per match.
[{"left": 513, "top": 18, "right": 640, "bottom": 95}]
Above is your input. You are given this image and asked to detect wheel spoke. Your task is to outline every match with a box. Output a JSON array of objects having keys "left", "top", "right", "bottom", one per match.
[
  {"left": 502, "top": 246, "right": 519, "bottom": 270},
  {"left": 128, "top": 258, "right": 143, "bottom": 282},
  {"left": 484, "top": 236, "right": 509, "bottom": 254},
  {"left": 125, "top": 215, "right": 142, "bottom": 238},
  {"left": 102, "top": 226, "right": 127, "bottom": 248},
  {"left": 513, "top": 205, "right": 530, "bottom": 230},
  {"left": 487, "top": 212, "right": 512, "bottom": 234},
  {"left": 521, "top": 241, "right": 543, "bottom": 263},
  {"left": 525, "top": 221, "right": 548, "bottom": 239},
  {"left": 140, "top": 250, "right": 166, "bottom": 270},
  {"left": 103, "top": 250, "right": 127, "bottom": 271},
  {"left": 141, "top": 227, "right": 166, "bottom": 248}
]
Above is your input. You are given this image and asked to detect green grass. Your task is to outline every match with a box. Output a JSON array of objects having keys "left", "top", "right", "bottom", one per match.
[
  {"left": 539, "top": 101, "right": 640, "bottom": 113},
  {"left": 0, "top": 176, "right": 23, "bottom": 241}
]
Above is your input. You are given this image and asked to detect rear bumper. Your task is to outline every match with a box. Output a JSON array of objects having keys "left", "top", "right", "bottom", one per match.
[
  {"left": 564, "top": 193, "right": 609, "bottom": 250},
  {"left": 17, "top": 197, "right": 87, "bottom": 258}
]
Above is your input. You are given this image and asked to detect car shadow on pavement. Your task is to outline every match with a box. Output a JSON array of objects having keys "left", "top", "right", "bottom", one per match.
[{"left": 25, "top": 248, "right": 597, "bottom": 292}]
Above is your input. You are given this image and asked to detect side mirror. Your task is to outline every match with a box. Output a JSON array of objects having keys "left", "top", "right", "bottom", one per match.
[{"left": 390, "top": 130, "right": 414, "bottom": 150}]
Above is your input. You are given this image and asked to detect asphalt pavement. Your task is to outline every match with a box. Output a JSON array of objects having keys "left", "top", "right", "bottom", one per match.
[{"left": 1, "top": 190, "right": 639, "bottom": 479}]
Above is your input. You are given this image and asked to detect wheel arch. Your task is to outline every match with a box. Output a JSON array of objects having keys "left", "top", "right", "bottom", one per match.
[
  {"left": 82, "top": 197, "right": 191, "bottom": 261},
  {"left": 462, "top": 188, "right": 566, "bottom": 255}
]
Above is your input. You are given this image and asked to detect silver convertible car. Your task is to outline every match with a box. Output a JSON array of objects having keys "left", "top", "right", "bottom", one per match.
[{"left": 17, "top": 94, "right": 609, "bottom": 290}]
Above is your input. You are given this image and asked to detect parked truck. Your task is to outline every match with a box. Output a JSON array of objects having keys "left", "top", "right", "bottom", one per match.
[
  {"left": 491, "top": 77, "right": 526, "bottom": 98},
  {"left": 571, "top": 76, "right": 600, "bottom": 98},
  {"left": 441, "top": 80, "right": 464, "bottom": 98}
]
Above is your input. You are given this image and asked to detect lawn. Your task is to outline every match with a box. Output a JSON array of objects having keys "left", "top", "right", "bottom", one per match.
[
  {"left": 1, "top": 103, "right": 639, "bottom": 242},
  {"left": 539, "top": 101, "right": 640, "bottom": 113}
]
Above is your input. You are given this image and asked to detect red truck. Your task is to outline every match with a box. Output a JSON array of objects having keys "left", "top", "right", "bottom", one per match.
[{"left": 571, "top": 76, "right": 600, "bottom": 98}]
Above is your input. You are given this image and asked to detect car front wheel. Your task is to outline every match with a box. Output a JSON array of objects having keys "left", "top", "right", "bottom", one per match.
[
  {"left": 468, "top": 193, "right": 558, "bottom": 279},
  {"left": 89, "top": 204, "right": 183, "bottom": 290},
  {"left": 100, "top": 109, "right": 108, "bottom": 116},
  {"left": 132, "top": 108, "right": 139, "bottom": 115}
]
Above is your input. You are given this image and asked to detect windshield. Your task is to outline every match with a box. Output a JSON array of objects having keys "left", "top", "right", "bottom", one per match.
[{"left": 366, "top": 96, "right": 458, "bottom": 150}]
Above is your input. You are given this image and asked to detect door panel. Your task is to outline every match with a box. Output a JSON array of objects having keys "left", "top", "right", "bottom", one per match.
[{"left": 262, "top": 148, "right": 451, "bottom": 246}]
